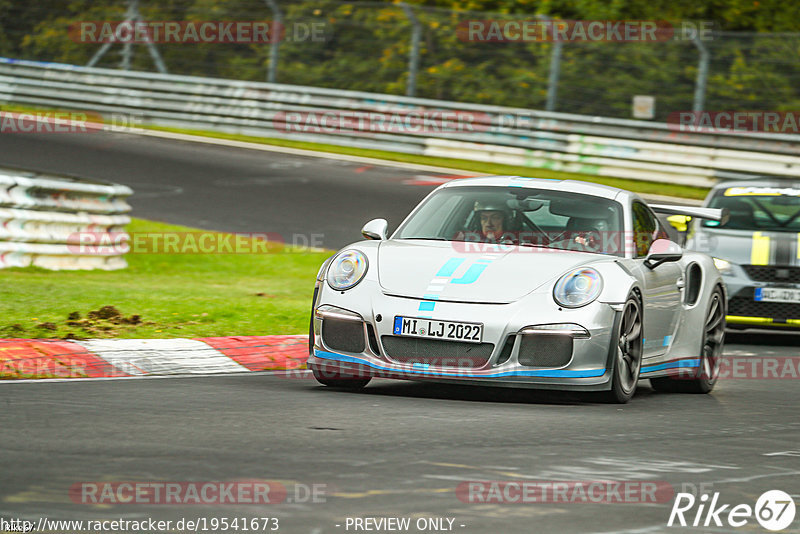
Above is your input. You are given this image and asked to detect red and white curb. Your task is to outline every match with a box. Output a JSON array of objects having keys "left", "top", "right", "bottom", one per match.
[{"left": 0, "top": 335, "right": 308, "bottom": 380}]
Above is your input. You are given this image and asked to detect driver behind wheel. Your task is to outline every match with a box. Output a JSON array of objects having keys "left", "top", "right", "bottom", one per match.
[{"left": 475, "top": 202, "right": 510, "bottom": 241}]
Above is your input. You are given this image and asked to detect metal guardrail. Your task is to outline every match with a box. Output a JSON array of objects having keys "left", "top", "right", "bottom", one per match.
[
  {"left": 0, "top": 167, "right": 132, "bottom": 270},
  {"left": 1, "top": 57, "right": 799, "bottom": 188}
]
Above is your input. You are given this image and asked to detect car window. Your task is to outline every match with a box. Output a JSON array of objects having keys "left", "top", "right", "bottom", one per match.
[
  {"left": 703, "top": 186, "right": 800, "bottom": 232},
  {"left": 393, "top": 186, "right": 626, "bottom": 257},
  {"left": 631, "top": 201, "right": 666, "bottom": 257}
]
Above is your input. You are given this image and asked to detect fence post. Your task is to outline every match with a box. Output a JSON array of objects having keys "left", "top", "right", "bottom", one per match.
[
  {"left": 546, "top": 40, "right": 563, "bottom": 112},
  {"left": 120, "top": 0, "right": 137, "bottom": 70},
  {"left": 87, "top": 0, "right": 167, "bottom": 73},
  {"left": 399, "top": 3, "right": 422, "bottom": 97},
  {"left": 543, "top": 17, "right": 562, "bottom": 112},
  {"left": 692, "top": 35, "right": 710, "bottom": 113},
  {"left": 264, "top": 0, "right": 283, "bottom": 83}
]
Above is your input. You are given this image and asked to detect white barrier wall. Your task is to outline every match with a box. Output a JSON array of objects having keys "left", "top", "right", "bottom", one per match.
[
  {"left": 0, "top": 169, "right": 132, "bottom": 270},
  {"left": 1, "top": 57, "right": 800, "bottom": 187}
]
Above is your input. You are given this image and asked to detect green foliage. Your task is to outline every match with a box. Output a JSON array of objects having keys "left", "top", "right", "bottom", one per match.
[{"left": 2, "top": 1, "right": 798, "bottom": 118}]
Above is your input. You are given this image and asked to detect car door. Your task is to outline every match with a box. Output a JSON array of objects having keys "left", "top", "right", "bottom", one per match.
[{"left": 631, "top": 201, "right": 683, "bottom": 357}]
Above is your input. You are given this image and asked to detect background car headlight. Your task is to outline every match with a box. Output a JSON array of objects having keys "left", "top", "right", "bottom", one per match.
[
  {"left": 713, "top": 257, "right": 732, "bottom": 275},
  {"left": 326, "top": 250, "right": 368, "bottom": 290},
  {"left": 553, "top": 267, "right": 603, "bottom": 308}
]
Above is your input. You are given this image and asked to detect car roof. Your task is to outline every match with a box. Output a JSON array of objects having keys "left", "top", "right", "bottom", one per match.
[
  {"left": 711, "top": 178, "right": 800, "bottom": 191},
  {"left": 440, "top": 175, "right": 625, "bottom": 201}
]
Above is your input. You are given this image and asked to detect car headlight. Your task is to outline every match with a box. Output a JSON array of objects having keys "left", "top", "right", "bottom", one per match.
[
  {"left": 326, "top": 250, "right": 368, "bottom": 290},
  {"left": 553, "top": 267, "right": 603, "bottom": 308},
  {"left": 713, "top": 257, "right": 732, "bottom": 275}
]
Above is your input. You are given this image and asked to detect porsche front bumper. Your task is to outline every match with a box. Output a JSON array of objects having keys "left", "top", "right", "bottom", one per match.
[{"left": 308, "top": 283, "right": 620, "bottom": 391}]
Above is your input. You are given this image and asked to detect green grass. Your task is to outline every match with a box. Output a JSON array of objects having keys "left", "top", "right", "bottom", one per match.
[
  {"left": 0, "top": 219, "right": 329, "bottom": 339},
  {"left": 0, "top": 103, "right": 709, "bottom": 200}
]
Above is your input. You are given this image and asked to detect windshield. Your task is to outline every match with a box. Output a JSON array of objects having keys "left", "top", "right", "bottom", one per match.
[
  {"left": 704, "top": 186, "right": 800, "bottom": 232},
  {"left": 394, "top": 186, "right": 625, "bottom": 256}
]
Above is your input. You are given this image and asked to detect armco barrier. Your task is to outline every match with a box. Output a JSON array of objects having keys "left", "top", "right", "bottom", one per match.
[
  {"left": 2, "top": 57, "right": 799, "bottom": 187},
  {"left": 0, "top": 167, "right": 132, "bottom": 270}
]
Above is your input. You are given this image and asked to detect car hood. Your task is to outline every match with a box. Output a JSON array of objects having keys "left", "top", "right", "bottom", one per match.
[
  {"left": 693, "top": 227, "right": 800, "bottom": 266},
  {"left": 377, "top": 240, "right": 601, "bottom": 303}
]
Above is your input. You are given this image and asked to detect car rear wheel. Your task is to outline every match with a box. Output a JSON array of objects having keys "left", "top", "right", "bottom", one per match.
[
  {"left": 651, "top": 286, "right": 725, "bottom": 394},
  {"left": 602, "top": 294, "right": 643, "bottom": 404}
]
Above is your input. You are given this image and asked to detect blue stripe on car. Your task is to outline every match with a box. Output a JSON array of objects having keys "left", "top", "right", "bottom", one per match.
[
  {"left": 451, "top": 263, "right": 489, "bottom": 285},
  {"left": 640, "top": 358, "right": 700, "bottom": 374},
  {"left": 314, "top": 349, "right": 606, "bottom": 378},
  {"left": 418, "top": 301, "right": 436, "bottom": 312},
  {"left": 436, "top": 258, "right": 465, "bottom": 277}
]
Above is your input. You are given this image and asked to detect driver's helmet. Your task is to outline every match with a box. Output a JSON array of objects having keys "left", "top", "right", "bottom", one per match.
[
  {"left": 473, "top": 200, "right": 511, "bottom": 220},
  {"left": 472, "top": 200, "right": 513, "bottom": 233}
]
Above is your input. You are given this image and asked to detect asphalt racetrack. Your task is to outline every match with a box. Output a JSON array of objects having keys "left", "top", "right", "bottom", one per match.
[{"left": 1, "top": 131, "right": 799, "bottom": 533}]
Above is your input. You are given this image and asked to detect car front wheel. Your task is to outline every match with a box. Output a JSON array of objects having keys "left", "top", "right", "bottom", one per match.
[{"left": 603, "top": 294, "right": 643, "bottom": 403}]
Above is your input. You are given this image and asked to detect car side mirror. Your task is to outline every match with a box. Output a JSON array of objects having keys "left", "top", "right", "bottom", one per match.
[
  {"left": 361, "top": 218, "right": 388, "bottom": 240},
  {"left": 644, "top": 239, "right": 683, "bottom": 269},
  {"left": 666, "top": 215, "right": 691, "bottom": 233}
]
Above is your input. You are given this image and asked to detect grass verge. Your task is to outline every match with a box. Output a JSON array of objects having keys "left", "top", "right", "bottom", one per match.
[{"left": 0, "top": 218, "right": 328, "bottom": 339}]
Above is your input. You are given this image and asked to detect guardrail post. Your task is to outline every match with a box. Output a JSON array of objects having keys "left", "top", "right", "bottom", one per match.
[
  {"left": 399, "top": 3, "right": 422, "bottom": 98},
  {"left": 692, "top": 35, "right": 710, "bottom": 113},
  {"left": 264, "top": 0, "right": 283, "bottom": 83}
]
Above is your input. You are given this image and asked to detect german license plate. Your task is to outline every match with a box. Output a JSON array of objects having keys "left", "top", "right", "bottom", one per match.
[
  {"left": 393, "top": 316, "right": 483, "bottom": 343},
  {"left": 755, "top": 287, "right": 800, "bottom": 303}
]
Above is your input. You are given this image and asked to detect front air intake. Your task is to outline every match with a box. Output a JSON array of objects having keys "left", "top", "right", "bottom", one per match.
[
  {"left": 322, "top": 319, "right": 366, "bottom": 353},
  {"left": 381, "top": 336, "right": 493, "bottom": 369},
  {"left": 518, "top": 334, "right": 573, "bottom": 368}
]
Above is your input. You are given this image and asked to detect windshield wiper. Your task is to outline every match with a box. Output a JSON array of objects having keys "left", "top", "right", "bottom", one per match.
[{"left": 401, "top": 237, "right": 448, "bottom": 241}]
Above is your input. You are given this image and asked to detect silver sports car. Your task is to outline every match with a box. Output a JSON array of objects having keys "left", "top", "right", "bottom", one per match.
[{"left": 308, "top": 176, "right": 727, "bottom": 403}]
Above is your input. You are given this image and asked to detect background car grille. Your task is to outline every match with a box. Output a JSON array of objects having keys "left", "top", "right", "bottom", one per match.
[
  {"left": 322, "top": 319, "right": 366, "bottom": 353},
  {"left": 381, "top": 336, "right": 493, "bottom": 368},
  {"left": 728, "top": 295, "right": 800, "bottom": 319},
  {"left": 517, "top": 334, "right": 573, "bottom": 368},
  {"left": 743, "top": 265, "right": 800, "bottom": 284}
]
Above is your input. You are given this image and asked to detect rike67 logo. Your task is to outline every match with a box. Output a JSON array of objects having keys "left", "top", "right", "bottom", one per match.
[{"left": 668, "top": 490, "right": 796, "bottom": 531}]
